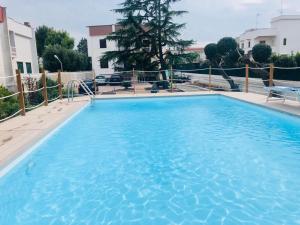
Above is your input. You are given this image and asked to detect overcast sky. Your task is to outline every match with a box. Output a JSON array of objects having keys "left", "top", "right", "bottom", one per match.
[{"left": 1, "top": 0, "right": 300, "bottom": 46}]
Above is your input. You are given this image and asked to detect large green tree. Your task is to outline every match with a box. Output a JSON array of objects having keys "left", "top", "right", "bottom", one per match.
[
  {"left": 103, "top": 0, "right": 193, "bottom": 80},
  {"left": 204, "top": 37, "right": 241, "bottom": 90},
  {"left": 77, "top": 38, "right": 88, "bottom": 55},
  {"left": 35, "top": 26, "right": 52, "bottom": 57},
  {"left": 36, "top": 26, "right": 90, "bottom": 72}
]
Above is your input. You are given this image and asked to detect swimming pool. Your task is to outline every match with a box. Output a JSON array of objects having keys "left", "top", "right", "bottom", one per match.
[{"left": 1, "top": 95, "right": 300, "bottom": 224}]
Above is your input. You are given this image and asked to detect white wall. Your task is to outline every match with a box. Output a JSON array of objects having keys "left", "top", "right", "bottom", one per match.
[
  {"left": 0, "top": 11, "right": 39, "bottom": 90},
  {"left": 88, "top": 33, "right": 117, "bottom": 75},
  {"left": 0, "top": 11, "right": 14, "bottom": 90},
  {"left": 239, "top": 15, "right": 300, "bottom": 55},
  {"left": 239, "top": 28, "right": 276, "bottom": 53},
  {"left": 271, "top": 16, "right": 300, "bottom": 55},
  {"left": 8, "top": 18, "right": 39, "bottom": 75}
]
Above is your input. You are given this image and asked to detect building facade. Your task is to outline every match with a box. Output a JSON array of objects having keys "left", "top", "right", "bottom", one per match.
[
  {"left": 0, "top": 6, "right": 39, "bottom": 90},
  {"left": 87, "top": 24, "right": 120, "bottom": 76},
  {"left": 238, "top": 15, "right": 300, "bottom": 55}
]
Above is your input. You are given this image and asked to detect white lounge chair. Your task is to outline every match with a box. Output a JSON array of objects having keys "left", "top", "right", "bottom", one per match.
[{"left": 265, "top": 86, "right": 300, "bottom": 103}]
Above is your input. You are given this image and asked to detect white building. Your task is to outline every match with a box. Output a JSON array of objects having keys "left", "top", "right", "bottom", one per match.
[
  {"left": 87, "top": 24, "right": 120, "bottom": 75},
  {"left": 0, "top": 6, "right": 39, "bottom": 90},
  {"left": 238, "top": 15, "right": 300, "bottom": 55}
]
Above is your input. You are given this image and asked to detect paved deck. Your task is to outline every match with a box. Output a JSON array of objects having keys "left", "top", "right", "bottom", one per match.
[
  {"left": 0, "top": 97, "right": 90, "bottom": 171},
  {"left": 1, "top": 91, "right": 300, "bottom": 172}
]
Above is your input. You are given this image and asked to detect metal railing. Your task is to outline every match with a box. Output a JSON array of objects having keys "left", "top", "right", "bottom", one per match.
[{"left": 67, "top": 79, "right": 95, "bottom": 102}]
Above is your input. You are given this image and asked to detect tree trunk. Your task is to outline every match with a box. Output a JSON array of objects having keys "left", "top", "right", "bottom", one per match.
[
  {"left": 218, "top": 67, "right": 240, "bottom": 91},
  {"left": 248, "top": 63, "right": 274, "bottom": 87},
  {"left": 156, "top": 0, "right": 167, "bottom": 81}
]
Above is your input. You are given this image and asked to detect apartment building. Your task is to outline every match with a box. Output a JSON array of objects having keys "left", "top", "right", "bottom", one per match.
[
  {"left": 0, "top": 6, "right": 39, "bottom": 90},
  {"left": 238, "top": 15, "right": 300, "bottom": 55},
  {"left": 87, "top": 24, "right": 121, "bottom": 75}
]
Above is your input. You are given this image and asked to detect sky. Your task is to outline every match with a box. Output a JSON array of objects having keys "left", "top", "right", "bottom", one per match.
[{"left": 1, "top": 0, "right": 300, "bottom": 46}]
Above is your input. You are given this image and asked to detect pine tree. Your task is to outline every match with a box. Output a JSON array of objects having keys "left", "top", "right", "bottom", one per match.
[{"left": 103, "top": 0, "right": 193, "bottom": 79}]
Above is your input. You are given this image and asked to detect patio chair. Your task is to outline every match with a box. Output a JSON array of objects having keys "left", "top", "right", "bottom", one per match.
[{"left": 265, "top": 86, "right": 300, "bottom": 103}]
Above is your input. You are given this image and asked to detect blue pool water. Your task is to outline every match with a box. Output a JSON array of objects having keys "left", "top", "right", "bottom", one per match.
[{"left": 1, "top": 95, "right": 300, "bottom": 225}]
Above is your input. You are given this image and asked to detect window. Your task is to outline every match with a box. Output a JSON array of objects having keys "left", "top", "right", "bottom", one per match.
[
  {"left": 283, "top": 38, "right": 287, "bottom": 46},
  {"left": 248, "top": 41, "right": 251, "bottom": 48},
  {"left": 100, "top": 59, "right": 109, "bottom": 68},
  {"left": 17, "top": 62, "right": 24, "bottom": 73},
  {"left": 99, "top": 39, "right": 107, "bottom": 48},
  {"left": 260, "top": 40, "right": 266, "bottom": 44},
  {"left": 241, "top": 43, "right": 245, "bottom": 49},
  {"left": 26, "top": 62, "right": 32, "bottom": 74}
]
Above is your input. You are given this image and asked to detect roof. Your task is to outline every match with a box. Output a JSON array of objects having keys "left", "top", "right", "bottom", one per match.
[
  {"left": 272, "top": 15, "right": 300, "bottom": 23},
  {"left": 185, "top": 47, "right": 204, "bottom": 52}
]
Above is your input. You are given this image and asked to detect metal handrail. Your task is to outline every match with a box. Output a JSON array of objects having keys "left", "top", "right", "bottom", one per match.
[{"left": 67, "top": 79, "right": 95, "bottom": 102}]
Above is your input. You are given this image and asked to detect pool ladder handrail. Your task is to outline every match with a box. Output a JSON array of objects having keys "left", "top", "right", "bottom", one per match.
[{"left": 67, "top": 79, "right": 95, "bottom": 102}]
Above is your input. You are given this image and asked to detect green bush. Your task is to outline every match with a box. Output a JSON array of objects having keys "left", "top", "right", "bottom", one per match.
[
  {"left": 0, "top": 86, "right": 19, "bottom": 120},
  {"left": 294, "top": 53, "right": 300, "bottom": 66},
  {"left": 252, "top": 44, "right": 272, "bottom": 63},
  {"left": 272, "top": 55, "right": 297, "bottom": 67},
  {"left": 24, "top": 77, "right": 59, "bottom": 108}
]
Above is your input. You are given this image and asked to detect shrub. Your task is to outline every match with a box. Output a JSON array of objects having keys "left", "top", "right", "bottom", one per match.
[
  {"left": 217, "top": 37, "right": 238, "bottom": 55},
  {"left": 204, "top": 43, "right": 218, "bottom": 61},
  {"left": 23, "top": 77, "right": 59, "bottom": 108},
  {"left": 252, "top": 44, "right": 272, "bottom": 63},
  {"left": 295, "top": 53, "right": 300, "bottom": 66},
  {"left": 0, "top": 86, "right": 19, "bottom": 120},
  {"left": 273, "top": 55, "right": 297, "bottom": 67}
]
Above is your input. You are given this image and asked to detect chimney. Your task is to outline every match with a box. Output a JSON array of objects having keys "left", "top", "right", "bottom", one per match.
[
  {"left": 24, "top": 22, "right": 31, "bottom": 27},
  {"left": 0, "top": 6, "right": 6, "bottom": 23}
]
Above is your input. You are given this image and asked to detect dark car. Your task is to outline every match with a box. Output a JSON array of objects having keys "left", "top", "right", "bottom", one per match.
[
  {"left": 109, "top": 75, "right": 123, "bottom": 86},
  {"left": 95, "top": 75, "right": 107, "bottom": 86},
  {"left": 78, "top": 79, "right": 95, "bottom": 94}
]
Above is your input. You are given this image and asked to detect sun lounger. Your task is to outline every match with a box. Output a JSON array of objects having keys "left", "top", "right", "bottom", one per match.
[{"left": 265, "top": 86, "right": 300, "bottom": 102}]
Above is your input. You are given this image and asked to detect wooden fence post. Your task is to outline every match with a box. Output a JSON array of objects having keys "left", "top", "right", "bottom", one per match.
[
  {"left": 41, "top": 69, "right": 48, "bottom": 106},
  {"left": 58, "top": 70, "right": 63, "bottom": 100},
  {"left": 209, "top": 66, "right": 212, "bottom": 90},
  {"left": 245, "top": 64, "right": 249, "bottom": 93},
  {"left": 16, "top": 70, "right": 25, "bottom": 116},
  {"left": 269, "top": 63, "right": 274, "bottom": 87}
]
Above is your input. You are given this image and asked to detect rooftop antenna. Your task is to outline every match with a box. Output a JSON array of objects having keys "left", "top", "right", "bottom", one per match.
[
  {"left": 280, "top": 0, "right": 283, "bottom": 15},
  {"left": 256, "top": 13, "right": 260, "bottom": 28}
]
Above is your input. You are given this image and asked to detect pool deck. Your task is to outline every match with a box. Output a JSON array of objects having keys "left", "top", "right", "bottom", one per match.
[{"left": 1, "top": 91, "right": 300, "bottom": 173}]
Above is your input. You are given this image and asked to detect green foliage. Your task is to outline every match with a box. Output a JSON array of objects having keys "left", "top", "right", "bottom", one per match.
[
  {"left": 36, "top": 25, "right": 90, "bottom": 72},
  {"left": 43, "top": 45, "right": 90, "bottom": 72},
  {"left": 45, "top": 30, "right": 74, "bottom": 50},
  {"left": 252, "top": 44, "right": 272, "bottom": 63},
  {"left": 23, "top": 77, "right": 59, "bottom": 108},
  {"left": 77, "top": 38, "right": 88, "bottom": 55},
  {"left": 224, "top": 48, "right": 244, "bottom": 67},
  {"left": 204, "top": 44, "right": 218, "bottom": 61},
  {"left": 217, "top": 37, "right": 238, "bottom": 56},
  {"left": 35, "top": 26, "right": 52, "bottom": 57},
  {"left": 103, "top": 0, "right": 193, "bottom": 73},
  {"left": 204, "top": 38, "right": 241, "bottom": 66},
  {"left": 0, "top": 86, "right": 19, "bottom": 120},
  {"left": 272, "top": 55, "right": 297, "bottom": 67},
  {"left": 294, "top": 53, "right": 300, "bottom": 66}
]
